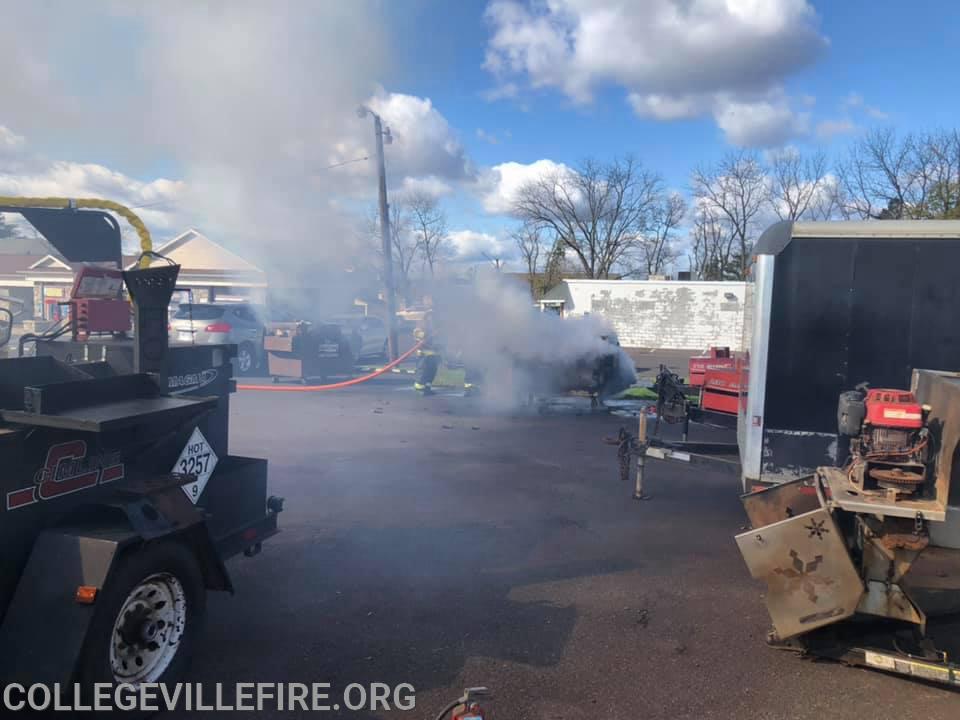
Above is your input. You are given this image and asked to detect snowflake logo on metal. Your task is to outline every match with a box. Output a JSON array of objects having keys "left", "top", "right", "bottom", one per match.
[
  {"left": 774, "top": 550, "right": 833, "bottom": 603},
  {"left": 805, "top": 519, "right": 829, "bottom": 540}
]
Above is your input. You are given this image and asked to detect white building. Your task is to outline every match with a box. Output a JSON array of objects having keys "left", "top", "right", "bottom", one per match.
[
  {"left": 129, "top": 229, "right": 267, "bottom": 306},
  {"left": 540, "top": 278, "right": 751, "bottom": 351},
  {"left": 0, "top": 229, "right": 268, "bottom": 324}
]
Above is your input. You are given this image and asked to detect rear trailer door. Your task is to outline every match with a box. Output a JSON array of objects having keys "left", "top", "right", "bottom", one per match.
[{"left": 759, "top": 234, "right": 960, "bottom": 484}]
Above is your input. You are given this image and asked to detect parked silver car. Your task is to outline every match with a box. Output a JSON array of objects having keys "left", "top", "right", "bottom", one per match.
[
  {"left": 170, "top": 303, "right": 264, "bottom": 374},
  {"left": 327, "top": 314, "right": 388, "bottom": 362}
]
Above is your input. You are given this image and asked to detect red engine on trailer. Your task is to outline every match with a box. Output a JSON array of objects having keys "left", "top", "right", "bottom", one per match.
[
  {"left": 69, "top": 266, "right": 131, "bottom": 339},
  {"left": 864, "top": 388, "right": 924, "bottom": 429},
  {"left": 838, "top": 385, "right": 930, "bottom": 498}
]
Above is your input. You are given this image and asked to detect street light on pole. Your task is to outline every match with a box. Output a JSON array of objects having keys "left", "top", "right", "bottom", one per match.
[{"left": 357, "top": 104, "right": 399, "bottom": 361}]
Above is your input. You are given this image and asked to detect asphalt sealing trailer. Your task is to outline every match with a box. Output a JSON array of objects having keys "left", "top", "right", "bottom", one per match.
[{"left": 0, "top": 199, "right": 282, "bottom": 693}]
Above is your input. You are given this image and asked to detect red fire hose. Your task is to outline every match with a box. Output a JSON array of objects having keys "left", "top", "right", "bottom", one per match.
[{"left": 236, "top": 340, "right": 423, "bottom": 392}]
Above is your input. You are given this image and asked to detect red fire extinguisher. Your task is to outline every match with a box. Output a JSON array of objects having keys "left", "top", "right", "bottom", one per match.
[
  {"left": 452, "top": 702, "right": 485, "bottom": 720},
  {"left": 434, "top": 687, "right": 490, "bottom": 720}
]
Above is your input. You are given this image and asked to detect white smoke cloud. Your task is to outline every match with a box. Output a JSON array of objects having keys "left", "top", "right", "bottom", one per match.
[
  {"left": 0, "top": 2, "right": 474, "bottom": 288},
  {"left": 430, "top": 273, "right": 637, "bottom": 408}
]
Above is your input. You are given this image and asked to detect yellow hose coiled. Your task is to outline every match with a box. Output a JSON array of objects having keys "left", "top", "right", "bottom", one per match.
[{"left": 0, "top": 197, "right": 152, "bottom": 267}]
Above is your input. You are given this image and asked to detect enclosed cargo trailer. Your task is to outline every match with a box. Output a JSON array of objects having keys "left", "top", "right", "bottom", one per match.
[{"left": 739, "top": 220, "right": 960, "bottom": 491}]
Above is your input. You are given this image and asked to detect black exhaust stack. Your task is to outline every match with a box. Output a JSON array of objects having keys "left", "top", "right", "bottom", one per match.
[{"left": 122, "top": 263, "right": 180, "bottom": 374}]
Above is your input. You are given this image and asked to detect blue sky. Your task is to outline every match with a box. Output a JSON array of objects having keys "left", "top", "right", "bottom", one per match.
[
  {"left": 385, "top": 0, "right": 959, "bottom": 184},
  {"left": 380, "top": 0, "right": 960, "bottom": 241},
  {"left": 1, "top": 1, "right": 958, "bottom": 268}
]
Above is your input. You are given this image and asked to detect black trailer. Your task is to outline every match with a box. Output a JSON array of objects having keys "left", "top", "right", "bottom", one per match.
[
  {"left": 739, "top": 220, "right": 960, "bottom": 491},
  {"left": 0, "top": 203, "right": 281, "bottom": 691}
]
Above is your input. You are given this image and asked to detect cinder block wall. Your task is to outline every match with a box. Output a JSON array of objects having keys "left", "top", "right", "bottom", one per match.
[{"left": 561, "top": 280, "right": 750, "bottom": 351}]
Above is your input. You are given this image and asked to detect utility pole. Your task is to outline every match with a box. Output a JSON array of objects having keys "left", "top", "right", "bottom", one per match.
[{"left": 359, "top": 106, "right": 399, "bottom": 361}]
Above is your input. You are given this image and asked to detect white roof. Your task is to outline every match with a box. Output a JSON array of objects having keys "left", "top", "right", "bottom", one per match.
[
  {"left": 130, "top": 229, "right": 264, "bottom": 273},
  {"left": 793, "top": 220, "right": 960, "bottom": 238}
]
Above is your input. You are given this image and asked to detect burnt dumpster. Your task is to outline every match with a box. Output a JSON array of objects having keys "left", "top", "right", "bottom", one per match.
[{"left": 264, "top": 320, "right": 355, "bottom": 383}]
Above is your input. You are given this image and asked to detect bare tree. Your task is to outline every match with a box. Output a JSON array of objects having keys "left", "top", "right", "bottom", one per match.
[
  {"left": 407, "top": 191, "right": 449, "bottom": 277},
  {"left": 513, "top": 222, "right": 544, "bottom": 298},
  {"left": 691, "top": 151, "right": 766, "bottom": 280},
  {"left": 688, "top": 206, "right": 736, "bottom": 280},
  {"left": 638, "top": 192, "right": 686, "bottom": 277},
  {"left": 835, "top": 128, "right": 918, "bottom": 219},
  {"left": 806, "top": 179, "right": 843, "bottom": 221},
  {"left": 365, "top": 199, "right": 418, "bottom": 305},
  {"left": 831, "top": 127, "right": 960, "bottom": 219},
  {"left": 512, "top": 155, "right": 661, "bottom": 278},
  {"left": 767, "top": 148, "right": 830, "bottom": 220},
  {"left": 542, "top": 237, "right": 568, "bottom": 290},
  {"left": 917, "top": 129, "right": 960, "bottom": 218},
  {"left": 482, "top": 252, "right": 504, "bottom": 271}
]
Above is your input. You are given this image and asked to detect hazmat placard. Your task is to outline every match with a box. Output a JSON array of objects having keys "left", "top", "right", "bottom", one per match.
[{"left": 174, "top": 427, "right": 218, "bottom": 504}]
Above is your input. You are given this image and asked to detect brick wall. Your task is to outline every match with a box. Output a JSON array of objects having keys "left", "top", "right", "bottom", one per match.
[{"left": 554, "top": 280, "right": 750, "bottom": 351}]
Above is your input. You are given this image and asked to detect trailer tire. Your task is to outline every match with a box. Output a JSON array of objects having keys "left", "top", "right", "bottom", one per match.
[{"left": 77, "top": 541, "right": 206, "bottom": 695}]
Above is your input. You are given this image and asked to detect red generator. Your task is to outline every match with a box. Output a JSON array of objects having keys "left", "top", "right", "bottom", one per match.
[
  {"left": 689, "top": 347, "right": 743, "bottom": 417},
  {"left": 69, "top": 266, "right": 131, "bottom": 339}
]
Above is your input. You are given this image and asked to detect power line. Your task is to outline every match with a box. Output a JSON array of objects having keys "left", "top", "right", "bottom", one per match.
[
  {"left": 321, "top": 156, "right": 369, "bottom": 170},
  {"left": 125, "top": 156, "right": 370, "bottom": 212}
]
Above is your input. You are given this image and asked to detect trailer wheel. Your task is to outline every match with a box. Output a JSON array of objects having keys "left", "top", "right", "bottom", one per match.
[{"left": 78, "top": 542, "right": 205, "bottom": 688}]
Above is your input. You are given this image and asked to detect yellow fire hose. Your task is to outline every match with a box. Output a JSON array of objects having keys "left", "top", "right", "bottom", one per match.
[{"left": 0, "top": 197, "right": 152, "bottom": 267}]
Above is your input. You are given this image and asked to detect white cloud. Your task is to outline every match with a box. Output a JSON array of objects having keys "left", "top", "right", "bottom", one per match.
[
  {"left": 366, "top": 91, "right": 473, "bottom": 182},
  {"left": 448, "top": 229, "right": 512, "bottom": 263},
  {"left": 481, "top": 82, "right": 520, "bottom": 101},
  {"left": 628, "top": 93, "right": 708, "bottom": 121},
  {"left": 841, "top": 91, "right": 887, "bottom": 120},
  {"left": 399, "top": 175, "right": 454, "bottom": 199},
  {"left": 478, "top": 159, "right": 571, "bottom": 214},
  {"left": 484, "top": 0, "right": 827, "bottom": 146},
  {"left": 815, "top": 119, "right": 856, "bottom": 140},
  {"left": 0, "top": 127, "right": 186, "bottom": 247},
  {"left": 843, "top": 92, "right": 864, "bottom": 109},
  {"left": 713, "top": 95, "right": 810, "bottom": 147},
  {"left": 476, "top": 128, "right": 500, "bottom": 144},
  {"left": 0, "top": 126, "right": 25, "bottom": 154}
]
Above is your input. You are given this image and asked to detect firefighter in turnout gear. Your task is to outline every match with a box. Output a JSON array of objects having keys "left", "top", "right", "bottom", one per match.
[{"left": 413, "top": 310, "right": 440, "bottom": 395}]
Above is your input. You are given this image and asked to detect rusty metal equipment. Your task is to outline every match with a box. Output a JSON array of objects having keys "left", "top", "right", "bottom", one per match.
[
  {"left": 736, "top": 369, "right": 960, "bottom": 687},
  {"left": 264, "top": 320, "right": 355, "bottom": 384}
]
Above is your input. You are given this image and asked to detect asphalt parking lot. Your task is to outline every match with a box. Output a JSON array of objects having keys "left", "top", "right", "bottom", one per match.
[{"left": 184, "top": 370, "right": 960, "bottom": 719}]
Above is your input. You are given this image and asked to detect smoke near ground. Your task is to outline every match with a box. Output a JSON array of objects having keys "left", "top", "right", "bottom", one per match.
[{"left": 429, "top": 273, "right": 637, "bottom": 409}]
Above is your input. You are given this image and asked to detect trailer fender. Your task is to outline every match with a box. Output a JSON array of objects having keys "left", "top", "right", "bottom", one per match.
[
  {"left": 0, "top": 528, "right": 135, "bottom": 686},
  {"left": 0, "top": 517, "right": 231, "bottom": 686},
  {"left": 115, "top": 490, "right": 233, "bottom": 594}
]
